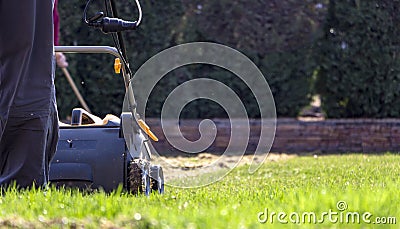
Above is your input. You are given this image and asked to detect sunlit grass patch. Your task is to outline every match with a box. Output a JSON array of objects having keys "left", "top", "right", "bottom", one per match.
[{"left": 0, "top": 154, "right": 398, "bottom": 228}]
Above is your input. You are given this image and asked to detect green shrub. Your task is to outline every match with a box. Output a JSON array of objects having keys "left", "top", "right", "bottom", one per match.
[
  {"left": 315, "top": 0, "right": 400, "bottom": 118},
  {"left": 56, "top": 0, "right": 323, "bottom": 119}
]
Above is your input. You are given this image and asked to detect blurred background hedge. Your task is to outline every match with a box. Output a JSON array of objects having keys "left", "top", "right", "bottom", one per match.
[
  {"left": 56, "top": 0, "right": 400, "bottom": 119},
  {"left": 315, "top": 0, "right": 400, "bottom": 118}
]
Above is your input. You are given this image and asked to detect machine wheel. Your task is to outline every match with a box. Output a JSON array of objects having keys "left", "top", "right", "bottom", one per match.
[
  {"left": 150, "top": 165, "right": 164, "bottom": 194},
  {"left": 128, "top": 159, "right": 151, "bottom": 195}
]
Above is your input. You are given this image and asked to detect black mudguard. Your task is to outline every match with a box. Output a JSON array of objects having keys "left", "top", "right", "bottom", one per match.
[{"left": 50, "top": 122, "right": 128, "bottom": 192}]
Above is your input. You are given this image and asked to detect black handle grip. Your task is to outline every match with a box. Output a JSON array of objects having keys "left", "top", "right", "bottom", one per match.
[{"left": 88, "top": 17, "right": 138, "bottom": 33}]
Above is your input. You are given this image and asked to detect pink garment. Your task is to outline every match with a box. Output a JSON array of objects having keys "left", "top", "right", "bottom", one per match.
[{"left": 53, "top": 0, "right": 59, "bottom": 45}]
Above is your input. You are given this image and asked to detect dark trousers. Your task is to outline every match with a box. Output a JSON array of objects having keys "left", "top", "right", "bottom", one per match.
[
  {"left": 0, "top": 0, "right": 58, "bottom": 188},
  {"left": 0, "top": 113, "right": 58, "bottom": 187}
]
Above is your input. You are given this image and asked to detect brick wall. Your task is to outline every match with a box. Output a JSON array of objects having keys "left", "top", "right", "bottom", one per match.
[{"left": 146, "top": 119, "right": 400, "bottom": 154}]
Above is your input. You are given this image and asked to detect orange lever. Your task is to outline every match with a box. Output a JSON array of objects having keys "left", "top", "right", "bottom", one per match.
[{"left": 138, "top": 119, "right": 159, "bottom": 142}]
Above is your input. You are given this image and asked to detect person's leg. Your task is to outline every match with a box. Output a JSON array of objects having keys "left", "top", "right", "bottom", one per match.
[
  {"left": 0, "top": 117, "right": 48, "bottom": 188},
  {"left": 0, "top": 0, "right": 36, "bottom": 139},
  {"left": 0, "top": 0, "right": 37, "bottom": 183},
  {"left": 0, "top": 0, "right": 57, "bottom": 188}
]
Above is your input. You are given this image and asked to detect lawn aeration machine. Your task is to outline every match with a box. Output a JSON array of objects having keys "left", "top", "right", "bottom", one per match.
[{"left": 49, "top": 0, "right": 164, "bottom": 195}]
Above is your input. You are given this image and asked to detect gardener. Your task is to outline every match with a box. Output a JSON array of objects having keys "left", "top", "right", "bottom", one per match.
[{"left": 0, "top": 1, "right": 59, "bottom": 188}]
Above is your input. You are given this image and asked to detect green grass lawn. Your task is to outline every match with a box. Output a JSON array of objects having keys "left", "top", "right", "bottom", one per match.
[{"left": 0, "top": 154, "right": 399, "bottom": 228}]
